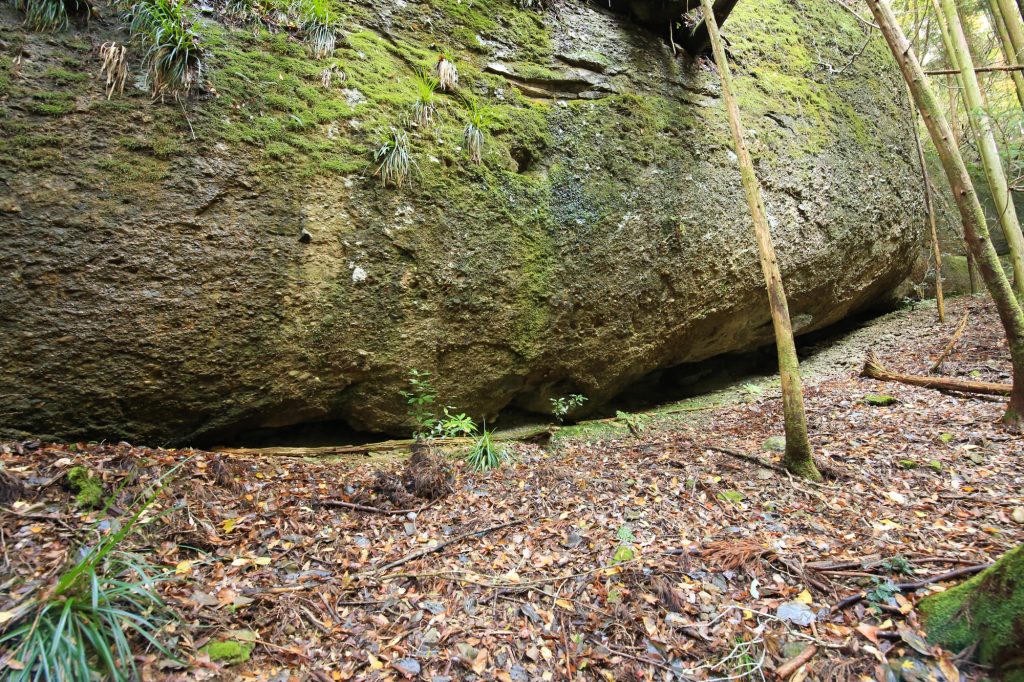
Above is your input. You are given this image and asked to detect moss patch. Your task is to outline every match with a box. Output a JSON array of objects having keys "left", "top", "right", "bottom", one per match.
[
  {"left": 200, "top": 639, "right": 254, "bottom": 665},
  {"left": 67, "top": 466, "right": 104, "bottom": 509},
  {"left": 920, "top": 544, "right": 1024, "bottom": 674}
]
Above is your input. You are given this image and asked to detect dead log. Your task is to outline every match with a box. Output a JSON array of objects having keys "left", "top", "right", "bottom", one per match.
[
  {"left": 862, "top": 354, "right": 1011, "bottom": 396},
  {"left": 929, "top": 310, "right": 969, "bottom": 373}
]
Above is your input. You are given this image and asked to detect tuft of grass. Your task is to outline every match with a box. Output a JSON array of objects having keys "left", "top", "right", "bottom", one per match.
[
  {"left": 0, "top": 474, "right": 181, "bottom": 681},
  {"left": 460, "top": 96, "right": 494, "bottom": 165},
  {"left": 10, "top": 0, "right": 93, "bottom": 32},
  {"left": 411, "top": 67, "right": 438, "bottom": 129},
  {"left": 373, "top": 127, "right": 412, "bottom": 189},
  {"left": 435, "top": 53, "right": 458, "bottom": 91},
  {"left": 295, "top": 0, "right": 341, "bottom": 59},
  {"left": 465, "top": 429, "right": 511, "bottom": 471},
  {"left": 127, "top": 0, "right": 204, "bottom": 99}
]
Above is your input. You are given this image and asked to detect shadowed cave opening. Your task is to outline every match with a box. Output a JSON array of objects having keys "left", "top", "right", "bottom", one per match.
[{"left": 217, "top": 302, "right": 898, "bottom": 449}]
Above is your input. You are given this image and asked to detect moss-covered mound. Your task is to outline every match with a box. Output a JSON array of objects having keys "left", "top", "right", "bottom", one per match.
[
  {"left": 0, "top": 0, "right": 922, "bottom": 443},
  {"left": 920, "top": 544, "right": 1024, "bottom": 678}
]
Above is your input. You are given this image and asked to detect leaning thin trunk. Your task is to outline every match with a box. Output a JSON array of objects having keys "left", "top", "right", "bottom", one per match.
[
  {"left": 866, "top": 0, "right": 1024, "bottom": 429},
  {"left": 989, "top": 0, "right": 1024, "bottom": 109},
  {"left": 909, "top": 94, "right": 945, "bottom": 322},
  {"left": 698, "top": 0, "right": 821, "bottom": 480},
  {"left": 940, "top": 0, "right": 1024, "bottom": 301}
]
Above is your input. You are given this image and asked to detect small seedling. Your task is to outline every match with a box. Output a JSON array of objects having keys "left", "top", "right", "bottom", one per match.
[
  {"left": 432, "top": 407, "right": 477, "bottom": 438},
  {"left": 550, "top": 394, "right": 587, "bottom": 423},
  {"left": 615, "top": 410, "right": 647, "bottom": 439},
  {"left": 400, "top": 369, "right": 437, "bottom": 439}
]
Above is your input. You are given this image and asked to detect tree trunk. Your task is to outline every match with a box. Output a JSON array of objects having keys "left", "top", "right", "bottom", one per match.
[
  {"left": 989, "top": 0, "right": 1024, "bottom": 109},
  {"left": 865, "top": 0, "right": 1024, "bottom": 429},
  {"left": 698, "top": 0, "right": 821, "bottom": 481},
  {"left": 940, "top": 0, "right": 1024, "bottom": 301},
  {"left": 998, "top": 0, "right": 1024, "bottom": 63},
  {"left": 919, "top": 544, "right": 1024, "bottom": 675},
  {"left": 909, "top": 94, "right": 945, "bottom": 322}
]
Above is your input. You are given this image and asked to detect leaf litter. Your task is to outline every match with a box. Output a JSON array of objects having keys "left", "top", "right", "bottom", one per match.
[{"left": 1, "top": 297, "right": 1021, "bottom": 681}]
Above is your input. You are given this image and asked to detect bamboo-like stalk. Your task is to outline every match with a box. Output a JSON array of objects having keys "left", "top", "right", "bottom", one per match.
[
  {"left": 697, "top": 0, "right": 821, "bottom": 480},
  {"left": 939, "top": 0, "right": 1024, "bottom": 301},
  {"left": 988, "top": 0, "right": 1024, "bottom": 109},
  {"left": 866, "top": 0, "right": 1024, "bottom": 429}
]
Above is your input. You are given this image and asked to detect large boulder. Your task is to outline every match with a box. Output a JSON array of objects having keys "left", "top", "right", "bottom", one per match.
[{"left": 0, "top": 0, "right": 922, "bottom": 444}]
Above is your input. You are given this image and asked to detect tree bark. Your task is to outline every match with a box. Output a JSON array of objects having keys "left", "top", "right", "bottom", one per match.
[
  {"left": 940, "top": 0, "right": 1024, "bottom": 301},
  {"left": 865, "top": 0, "right": 1024, "bottom": 429},
  {"left": 698, "top": 0, "right": 821, "bottom": 481},
  {"left": 988, "top": 0, "right": 1024, "bottom": 109},
  {"left": 919, "top": 544, "right": 1024, "bottom": 675},
  {"left": 909, "top": 94, "right": 945, "bottom": 322},
  {"left": 862, "top": 354, "right": 1011, "bottom": 396}
]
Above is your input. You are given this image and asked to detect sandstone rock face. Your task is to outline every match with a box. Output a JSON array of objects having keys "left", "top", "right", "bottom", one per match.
[{"left": 0, "top": 0, "right": 922, "bottom": 444}]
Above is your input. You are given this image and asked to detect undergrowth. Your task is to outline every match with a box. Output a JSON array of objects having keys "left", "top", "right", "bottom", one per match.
[
  {"left": 0, "top": 472, "right": 182, "bottom": 680},
  {"left": 10, "top": 0, "right": 93, "bottom": 32},
  {"left": 373, "top": 127, "right": 412, "bottom": 188},
  {"left": 296, "top": 0, "right": 341, "bottom": 58}
]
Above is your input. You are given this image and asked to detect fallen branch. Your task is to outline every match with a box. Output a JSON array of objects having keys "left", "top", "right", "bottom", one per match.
[
  {"left": 862, "top": 354, "right": 1010, "bottom": 396},
  {"left": 929, "top": 310, "right": 969, "bottom": 373},
  {"left": 375, "top": 519, "right": 524, "bottom": 573},
  {"left": 708, "top": 445, "right": 789, "bottom": 475},
  {"left": 775, "top": 644, "right": 818, "bottom": 679},
  {"left": 317, "top": 499, "right": 424, "bottom": 515},
  {"left": 831, "top": 563, "right": 991, "bottom": 612},
  {"left": 925, "top": 63, "right": 1024, "bottom": 75}
]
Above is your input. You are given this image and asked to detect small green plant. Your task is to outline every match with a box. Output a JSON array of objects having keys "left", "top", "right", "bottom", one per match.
[
  {"left": 465, "top": 428, "right": 510, "bottom": 471},
  {"left": 882, "top": 554, "right": 914, "bottom": 576},
  {"left": 462, "top": 96, "right": 491, "bottom": 165},
  {"left": 612, "top": 523, "right": 635, "bottom": 563},
  {"left": 742, "top": 382, "right": 763, "bottom": 396},
  {"left": 412, "top": 68, "right": 438, "bottom": 128},
  {"left": 295, "top": 0, "right": 340, "bottom": 58},
  {"left": 127, "top": 0, "right": 204, "bottom": 99},
  {"left": 550, "top": 393, "right": 587, "bottom": 423},
  {"left": 866, "top": 578, "right": 899, "bottom": 610},
  {"left": 11, "top": 0, "right": 93, "bottom": 31},
  {"left": 373, "top": 128, "right": 412, "bottom": 189},
  {"left": 400, "top": 369, "right": 438, "bottom": 439},
  {"left": 435, "top": 53, "right": 458, "bottom": 91},
  {"left": 0, "top": 478, "right": 180, "bottom": 680},
  {"left": 615, "top": 410, "right": 647, "bottom": 439},
  {"left": 224, "top": 0, "right": 271, "bottom": 22},
  {"left": 432, "top": 407, "right": 477, "bottom": 438}
]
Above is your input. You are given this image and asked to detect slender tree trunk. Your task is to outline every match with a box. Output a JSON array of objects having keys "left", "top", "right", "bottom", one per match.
[
  {"left": 909, "top": 95, "right": 946, "bottom": 322},
  {"left": 997, "top": 0, "right": 1024, "bottom": 62},
  {"left": 698, "top": 0, "right": 821, "bottom": 479},
  {"left": 866, "top": 0, "right": 1024, "bottom": 429},
  {"left": 941, "top": 0, "right": 1024, "bottom": 300},
  {"left": 989, "top": 0, "right": 1024, "bottom": 109}
]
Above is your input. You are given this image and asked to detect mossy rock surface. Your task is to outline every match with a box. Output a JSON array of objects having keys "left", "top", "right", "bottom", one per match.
[
  {"left": 920, "top": 544, "right": 1024, "bottom": 676},
  {"left": 0, "top": 0, "right": 922, "bottom": 444},
  {"left": 200, "top": 639, "right": 254, "bottom": 665}
]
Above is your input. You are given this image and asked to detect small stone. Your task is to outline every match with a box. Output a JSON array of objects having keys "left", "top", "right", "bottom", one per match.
[
  {"left": 391, "top": 658, "right": 421, "bottom": 677},
  {"left": 777, "top": 601, "right": 816, "bottom": 626},
  {"left": 509, "top": 664, "right": 529, "bottom": 682},
  {"left": 762, "top": 436, "right": 786, "bottom": 453}
]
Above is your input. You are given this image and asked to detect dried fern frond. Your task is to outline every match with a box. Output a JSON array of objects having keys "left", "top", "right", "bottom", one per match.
[
  {"left": 435, "top": 54, "right": 458, "bottom": 91},
  {"left": 703, "top": 538, "right": 774, "bottom": 573}
]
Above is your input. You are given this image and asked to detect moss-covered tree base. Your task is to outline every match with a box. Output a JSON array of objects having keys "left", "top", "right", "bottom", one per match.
[{"left": 920, "top": 544, "right": 1024, "bottom": 677}]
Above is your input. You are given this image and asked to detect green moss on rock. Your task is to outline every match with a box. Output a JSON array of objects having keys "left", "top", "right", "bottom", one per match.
[{"left": 920, "top": 544, "right": 1024, "bottom": 675}]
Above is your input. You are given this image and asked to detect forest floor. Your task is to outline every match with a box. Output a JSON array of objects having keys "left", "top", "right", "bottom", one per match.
[{"left": 2, "top": 295, "right": 1023, "bottom": 682}]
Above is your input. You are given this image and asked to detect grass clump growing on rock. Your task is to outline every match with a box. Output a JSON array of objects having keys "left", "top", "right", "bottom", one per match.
[
  {"left": 373, "top": 128, "right": 412, "bottom": 188},
  {"left": 411, "top": 68, "right": 438, "bottom": 129},
  {"left": 127, "top": 0, "right": 204, "bottom": 99},
  {"left": 462, "top": 95, "right": 491, "bottom": 165},
  {"left": 10, "top": 0, "right": 93, "bottom": 31},
  {"left": 296, "top": 0, "right": 341, "bottom": 58}
]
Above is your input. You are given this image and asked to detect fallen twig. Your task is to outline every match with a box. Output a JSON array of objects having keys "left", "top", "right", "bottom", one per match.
[
  {"left": 930, "top": 310, "right": 969, "bottom": 373},
  {"left": 831, "top": 563, "right": 991, "bottom": 612},
  {"left": 775, "top": 644, "right": 818, "bottom": 679},
  {"left": 375, "top": 519, "right": 524, "bottom": 573},
  {"left": 863, "top": 354, "right": 1010, "bottom": 396},
  {"left": 317, "top": 499, "right": 424, "bottom": 515}
]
